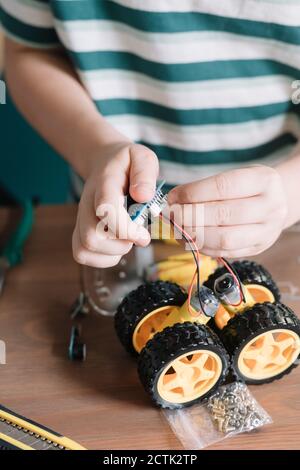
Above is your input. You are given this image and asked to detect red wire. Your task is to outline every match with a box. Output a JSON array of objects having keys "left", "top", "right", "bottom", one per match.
[
  {"left": 169, "top": 219, "right": 200, "bottom": 259},
  {"left": 160, "top": 214, "right": 201, "bottom": 316},
  {"left": 159, "top": 214, "right": 244, "bottom": 313},
  {"left": 217, "top": 257, "right": 244, "bottom": 306},
  {"left": 187, "top": 268, "right": 201, "bottom": 317}
]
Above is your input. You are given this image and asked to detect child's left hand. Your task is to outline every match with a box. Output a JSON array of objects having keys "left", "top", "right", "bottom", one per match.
[{"left": 167, "top": 165, "right": 288, "bottom": 258}]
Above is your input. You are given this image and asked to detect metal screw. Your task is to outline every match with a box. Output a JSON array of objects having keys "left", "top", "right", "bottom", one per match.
[{"left": 208, "top": 383, "right": 267, "bottom": 434}]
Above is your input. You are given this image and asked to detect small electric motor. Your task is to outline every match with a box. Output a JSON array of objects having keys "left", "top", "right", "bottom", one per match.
[
  {"left": 214, "top": 273, "right": 242, "bottom": 306},
  {"left": 190, "top": 286, "right": 220, "bottom": 318}
]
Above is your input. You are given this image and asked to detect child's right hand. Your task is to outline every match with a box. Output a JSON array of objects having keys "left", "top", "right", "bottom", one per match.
[{"left": 72, "top": 142, "right": 159, "bottom": 268}]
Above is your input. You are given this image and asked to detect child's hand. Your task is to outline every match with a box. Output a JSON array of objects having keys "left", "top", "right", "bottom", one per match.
[
  {"left": 72, "top": 142, "right": 158, "bottom": 267},
  {"left": 167, "top": 166, "right": 288, "bottom": 258}
]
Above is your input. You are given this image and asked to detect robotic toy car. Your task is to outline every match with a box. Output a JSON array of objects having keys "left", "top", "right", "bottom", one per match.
[{"left": 115, "top": 257, "right": 300, "bottom": 409}]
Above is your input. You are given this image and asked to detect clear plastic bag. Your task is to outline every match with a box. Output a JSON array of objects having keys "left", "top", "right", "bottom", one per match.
[{"left": 163, "top": 382, "right": 272, "bottom": 449}]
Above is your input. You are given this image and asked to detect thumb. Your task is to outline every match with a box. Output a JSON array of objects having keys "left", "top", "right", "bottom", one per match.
[{"left": 129, "top": 144, "right": 159, "bottom": 203}]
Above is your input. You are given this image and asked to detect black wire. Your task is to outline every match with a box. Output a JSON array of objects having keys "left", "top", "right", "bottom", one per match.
[
  {"left": 166, "top": 218, "right": 245, "bottom": 310},
  {"left": 168, "top": 218, "right": 202, "bottom": 310},
  {"left": 182, "top": 232, "right": 201, "bottom": 294}
]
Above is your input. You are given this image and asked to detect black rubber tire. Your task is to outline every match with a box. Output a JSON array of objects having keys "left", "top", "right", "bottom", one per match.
[
  {"left": 138, "top": 322, "right": 229, "bottom": 409},
  {"left": 114, "top": 280, "right": 187, "bottom": 356},
  {"left": 220, "top": 302, "right": 300, "bottom": 384},
  {"left": 204, "top": 260, "right": 280, "bottom": 302}
]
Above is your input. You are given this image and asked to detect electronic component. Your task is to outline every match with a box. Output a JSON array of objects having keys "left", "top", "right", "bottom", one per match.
[
  {"left": 190, "top": 286, "right": 219, "bottom": 318},
  {"left": 214, "top": 273, "right": 242, "bottom": 306},
  {"left": 128, "top": 180, "right": 167, "bottom": 225},
  {"left": 0, "top": 405, "right": 85, "bottom": 450}
]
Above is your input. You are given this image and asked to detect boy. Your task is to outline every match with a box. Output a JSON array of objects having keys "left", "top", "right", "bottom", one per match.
[{"left": 1, "top": 0, "right": 300, "bottom": 268}]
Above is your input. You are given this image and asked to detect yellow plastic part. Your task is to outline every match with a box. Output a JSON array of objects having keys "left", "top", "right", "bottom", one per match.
[
  {"left": 238, "top": 329, "right": 300, "bottom": 380},
  {"left": 215, "top": 284, "right": 275, "bottom": 330},
  {"left": 151, "top": 217, "right": 178, "bottom": 244},
  {"left": 132, "top": 305, "right": 176, "bottom": 353},
  {"left": 132, "top": 300, "right": 211, "bottom": 353},
  {"left": 157, "top": 349, "right": 222, "bottom": 404},
  {"left": 0, "top": 432, "right": 33, "bottom": 450},
  {"left": 0, "top": 408, "right": 86, "bottom": 450},
  {"left": 132, "top": 276, "right": 277, "bottom": 353},
  {"left": 151, "top": 253, "right": 218, "bottom": 287},
  {"left": 159, "top": 299, "right": 211, "bottom": 330}
]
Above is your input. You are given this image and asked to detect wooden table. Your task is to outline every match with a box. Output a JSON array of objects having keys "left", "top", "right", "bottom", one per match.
[{"left": 0, "top": 205, "right": 299, "bottom": 450}]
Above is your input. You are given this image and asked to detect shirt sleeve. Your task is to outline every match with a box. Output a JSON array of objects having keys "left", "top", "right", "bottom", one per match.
[{"left": 0, "top": 0, "right": 60, "bottom": 48}]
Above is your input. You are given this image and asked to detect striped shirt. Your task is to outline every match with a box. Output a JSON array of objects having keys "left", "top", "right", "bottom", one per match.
[{"left": 1, "top": 0, "right": 300, "bottom": 185}]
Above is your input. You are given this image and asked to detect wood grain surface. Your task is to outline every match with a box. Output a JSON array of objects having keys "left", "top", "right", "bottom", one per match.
[{"left": 0, "top": 205, "right": 299, "bottom": 450}]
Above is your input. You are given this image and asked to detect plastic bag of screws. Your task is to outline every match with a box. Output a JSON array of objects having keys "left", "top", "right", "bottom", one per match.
[{"left": 163, "top": 382, "right": 272, "bottom": 449}]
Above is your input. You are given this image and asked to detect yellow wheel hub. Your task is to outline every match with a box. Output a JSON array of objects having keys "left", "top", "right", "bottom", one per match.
[
  {"left": 157, "top": 350, "right": 222, "bottom": 404},
  {"left": 238, "top": 329, "right": 300, "bottom": 380},
  {"left": 132, "top": 306, "right": 176, "bottom": 353}
]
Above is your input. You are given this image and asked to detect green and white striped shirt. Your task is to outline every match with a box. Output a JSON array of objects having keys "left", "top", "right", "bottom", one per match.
[{"left": 1, "top": 0, "right": 300, "bottom": 185}]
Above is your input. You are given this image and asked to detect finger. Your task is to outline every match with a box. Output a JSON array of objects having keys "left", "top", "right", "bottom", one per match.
[
  {"left": 72, "top": 222, "right": 121, "bottom": 268},
  {"left": 78, "top": 181, "right": 142, "bottom": 254},
  {"left": 78, "top": 191, "right": 133, "bottom": 255},
  {"left": 96, "top": 202, "right": 150, "bottom": 246},
  {"left": 168, "top": 196, "right": 272, "bottom": 228},
  {"left": 168, "top": 166, "right": 275, "bottom": 204},
  {"left": 94, "top": 145, "right": 130, "bottom": 212},
  {"left": 129, "top": 144, "right": 159, "bottom": 203},
  {"left": 93, "top": 145, "right": 155, "bottom": 243},
  {"left": 164, "top": 203, "right": 205, "bottom": 229},
  {"left": 80, "top": 224, "right": 133, "bottom": 255},
  {"left": 95, "top": 179, "right": 150, "bottom": 245},
  {"left": 198, "top": 228, "right": 280, "bottom": 258},
  {"left": 201, "top": 245, "right": 269, "bottom": 259},
  {"left": 203, "top": 196, "right": 272, "bottom": 226},
  {"left": 201, "top": 224, "right": 274, "bottom": 251}
]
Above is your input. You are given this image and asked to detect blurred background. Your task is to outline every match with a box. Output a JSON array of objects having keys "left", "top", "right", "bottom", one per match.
[{"left": 0, "top": 32, "right": 70, "bottom": 205}]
